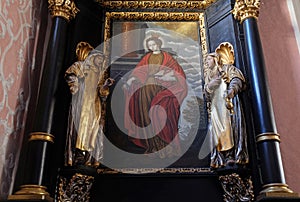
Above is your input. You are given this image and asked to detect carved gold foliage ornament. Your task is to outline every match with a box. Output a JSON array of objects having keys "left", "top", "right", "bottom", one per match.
[
  {"left": 98, "top": 1, "right": 216, "bottom": 10},
  {"left": 232, "top": 0, "right": 260, "bottom": 24},
  {"left": 57, "top": 173, "right": 94, "bottom": 202},
  {"left": 106, "top": 12, "right": 201, "bottom": 22},
  {"left": 219, "top": 173, "right": 254, "bottom": 202},
  {"left": 48, "top": 0, "right": 80, "bottom": 21}
]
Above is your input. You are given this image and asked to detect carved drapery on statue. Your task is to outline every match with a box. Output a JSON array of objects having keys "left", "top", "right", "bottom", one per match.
[
  {"left": 64, "top": 42, "right": 113, "bottom": 167},
  {"left": 204, "top": 42, "right": 249, "bottom": 169}
]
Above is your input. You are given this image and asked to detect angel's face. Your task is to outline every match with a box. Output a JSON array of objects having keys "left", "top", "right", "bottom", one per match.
[
  {"left": 205, "top": 55, "right": 215, "bottom": 68},
  {"left": 92, "top": 54, "right": 103, "bottom": 68}
]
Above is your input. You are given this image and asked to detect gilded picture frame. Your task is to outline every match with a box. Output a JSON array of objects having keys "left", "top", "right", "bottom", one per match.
[{"left": 98, "top": 9, "right": 212, "bottom": 174}]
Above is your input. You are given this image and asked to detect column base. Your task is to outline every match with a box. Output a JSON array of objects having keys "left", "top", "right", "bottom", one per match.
[
  {"left": 256, "top": 183, "right": 300, "bottom": 201},
  {"left": 7, "top": 185, "right": 53, "bottom": 202}
]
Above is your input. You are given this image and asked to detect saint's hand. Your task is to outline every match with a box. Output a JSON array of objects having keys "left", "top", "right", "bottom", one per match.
[
  {"left": 104, "top": 78, "right": 115, "bottom": 87},
  {"left": 226, "top": 89, "right": 235, "bottom": 99},
  {"left": 155, "top": 70, "right": 176, "bottom": 81},
  {"left": 208, "top": 76, "right": 221, "bottom": 90},
  {"left": 65, "top": 74, "right": 79, "bottom": 94},
  {"left": 122, "top": 77, "right": 136, "bottom": 90}
]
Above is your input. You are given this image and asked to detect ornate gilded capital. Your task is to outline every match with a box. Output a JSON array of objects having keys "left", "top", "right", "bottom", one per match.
[
  {"left": 232, "top": 0, "right": 260, "bottom": 24},
  {"left": 48, "top": 0, "right": 80, "bottom": 22}
]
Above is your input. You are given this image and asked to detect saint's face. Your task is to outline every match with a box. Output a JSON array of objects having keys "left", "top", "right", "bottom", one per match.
[
  {"left": 147, "top": 40, "right": 160, "bottom": 52},
  {"left": 205, "top": 55, "right": 215, "bottom": 69}
]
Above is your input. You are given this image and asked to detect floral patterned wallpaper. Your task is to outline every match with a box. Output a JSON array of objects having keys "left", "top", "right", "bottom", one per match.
[{"left": 0, "top": 0, "right": 44, "bottom": 199}]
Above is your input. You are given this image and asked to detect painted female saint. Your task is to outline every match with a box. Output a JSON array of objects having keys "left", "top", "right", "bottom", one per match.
[
  {"left": 204, "top": 42, "right": 249, "bottom": 169},
  {"left": 123, "top": 35, "right": 188, "bottom": 158}
]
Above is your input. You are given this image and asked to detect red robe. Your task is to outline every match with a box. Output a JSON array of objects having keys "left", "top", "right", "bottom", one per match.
[{"left": 124, "top": 51, "right": 187, "bottom": 155}]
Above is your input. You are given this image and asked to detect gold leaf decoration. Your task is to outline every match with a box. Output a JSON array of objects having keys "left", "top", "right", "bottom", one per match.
[{"left": 215, "top": 42, "right": 235, "bottom": 65}]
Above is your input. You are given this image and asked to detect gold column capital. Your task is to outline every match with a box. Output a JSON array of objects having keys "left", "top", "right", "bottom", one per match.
[
  {"left": 232, "top": 0, "right": 260, "bottom": 24},
  {"left": 48, "top": 0, "right": 80, "bottom": 22}
]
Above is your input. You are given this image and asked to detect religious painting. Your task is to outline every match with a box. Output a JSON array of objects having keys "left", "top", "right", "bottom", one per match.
[{"left": 98, "top": 11, "right": 212, "bottom": 173}]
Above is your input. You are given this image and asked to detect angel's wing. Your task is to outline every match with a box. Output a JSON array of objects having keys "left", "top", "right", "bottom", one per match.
[
  {"left": 76, "top": 41, "right": 94, "bottom": 61},
  {"left": 215, "top": 42, "right": 235, "bottom": 65}
]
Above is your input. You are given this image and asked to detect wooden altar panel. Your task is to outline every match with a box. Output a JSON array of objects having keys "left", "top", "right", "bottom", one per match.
[
  {"left": 90, "top": 174, "right": 224, "bottom": 202},
  {"left": 54, "top": 0, "right": 256, "bottom": 201}
]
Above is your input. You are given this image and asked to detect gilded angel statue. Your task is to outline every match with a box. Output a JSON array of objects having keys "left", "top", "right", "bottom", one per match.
[
  {"left": 204, "top": 42, "right": 249, "bottom": 169},
  {"left": 64, "top": 42, "right": 114, "bottom": 167}
]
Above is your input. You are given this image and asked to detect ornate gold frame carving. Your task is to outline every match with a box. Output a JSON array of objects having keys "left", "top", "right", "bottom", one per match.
[
  {"left": 48, "top": 0, "right": 80, "bottom": 21},
  {"left": 101, "top": 10, "right": 209, "bottom": 174},
  {"left": 97, "top": 167, "right": 211, "bottom": 174},
  {"left": 232, "top": 0, "right": 260, "bottom": 23},
  {"left": 97, "top": 0, "right": 216, "bottom": 10}
]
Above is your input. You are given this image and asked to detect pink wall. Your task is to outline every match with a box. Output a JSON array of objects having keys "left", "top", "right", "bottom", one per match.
[
  {"left": 0, "top": 0, "right": 42, "bottom": 199},
  {"left": 259, "top": 0, "right": 300, "bottom": 194}
]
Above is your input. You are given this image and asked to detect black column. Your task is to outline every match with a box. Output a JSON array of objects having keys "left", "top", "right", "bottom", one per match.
[
  {"left": 242, "top": 17, "right": 299, "bottom": 201},
  {"left": 8, "top": 16, "right": 69, "bottom": 202}
]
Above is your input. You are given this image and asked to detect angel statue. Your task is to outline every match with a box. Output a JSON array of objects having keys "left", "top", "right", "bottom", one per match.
[
  {"left": 204, "top": 42, "right": 249, "bottom": 169},
  {"left": 64, "top": 42, "right": 114, "bottom": 167}
]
